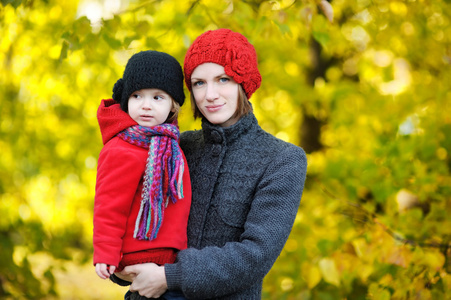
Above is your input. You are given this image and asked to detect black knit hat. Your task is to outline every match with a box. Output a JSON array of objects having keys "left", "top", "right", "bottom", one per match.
[{"left": 112, "top": 50, "right": 185, "bottom": 112}]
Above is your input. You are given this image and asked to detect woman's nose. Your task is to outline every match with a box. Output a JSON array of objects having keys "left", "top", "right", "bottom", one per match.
[{"left": 205, "top": 84, "right": 219, "bottom": 101}]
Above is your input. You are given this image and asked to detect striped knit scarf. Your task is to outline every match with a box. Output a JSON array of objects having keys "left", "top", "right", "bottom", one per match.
[{"left": 117, "top": 123, "right": 184, "bottom": 241}]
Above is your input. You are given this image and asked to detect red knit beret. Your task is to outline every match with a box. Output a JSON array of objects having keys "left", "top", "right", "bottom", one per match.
[{"left": 184, "top": 28, "right": 262, "bottom": 100}]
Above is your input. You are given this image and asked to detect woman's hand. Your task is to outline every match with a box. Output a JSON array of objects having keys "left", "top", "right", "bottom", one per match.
[
  {"left": 114, "top": 269, "right": 136, "bottom": 283},
  {"left": 119, "top": 263, "right": 168, "bottom": 298}
]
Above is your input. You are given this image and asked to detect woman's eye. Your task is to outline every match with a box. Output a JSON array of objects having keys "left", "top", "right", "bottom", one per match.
[
  {"left": 219, "top": 77, "right": 230, "bottom": 83},
  {"left": 192, "top": 81, "right": 204, "bottom": 87}
]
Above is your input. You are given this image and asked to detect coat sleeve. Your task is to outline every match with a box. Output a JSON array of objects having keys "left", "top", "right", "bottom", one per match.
[
  {"left": 93, "top": 140, "right": 144, "bottom": 267},
  {"left": 165, "top": 146, "right": 307, "bottom": 299}
]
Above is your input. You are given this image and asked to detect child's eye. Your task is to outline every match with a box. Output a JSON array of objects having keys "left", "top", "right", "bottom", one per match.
[
  {"left": 131, "top": 93, "right": 141, "bottom": 99},
  {"left": 154, "top": 95, "right": 165, "bottom": 100}
]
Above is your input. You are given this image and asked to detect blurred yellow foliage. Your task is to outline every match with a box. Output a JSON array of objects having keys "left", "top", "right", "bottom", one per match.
[{"left": 1, "top": 0, "right": 451, "bottom": 299}]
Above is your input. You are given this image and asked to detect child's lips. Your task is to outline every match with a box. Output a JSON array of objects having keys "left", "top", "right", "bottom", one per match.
[{"left": 140, "top": 115, "right": 153, "bottom": 121}]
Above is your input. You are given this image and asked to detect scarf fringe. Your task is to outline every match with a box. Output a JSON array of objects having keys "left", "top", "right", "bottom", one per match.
[{"left": 118, "top": 124, "right": 184, "bottom": 241}]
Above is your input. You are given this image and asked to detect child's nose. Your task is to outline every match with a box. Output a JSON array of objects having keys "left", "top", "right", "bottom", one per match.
[{"left": 142, "top": 97, "right": 153, "bottom": 109}]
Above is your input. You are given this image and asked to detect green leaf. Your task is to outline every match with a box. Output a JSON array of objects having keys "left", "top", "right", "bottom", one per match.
[
  {"left": 59, "top": 40, "right": 69, "bottom": 62},
  {"left": 102, "top": 33, "right": 122, "bottom": 49},
  {"left": 312, "top": 15, "right": 330, "bottom": 48},
  {"left": 1, "top": 0, "right": 21, "bottom": 8}
]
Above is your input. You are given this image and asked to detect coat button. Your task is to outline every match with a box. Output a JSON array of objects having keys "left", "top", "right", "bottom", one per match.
[
  {"left": 212, "top": 144, "right": 222, "bottom": 156},
  {"left": 211, "top": 130, "right": 223, "bottom": 143}
]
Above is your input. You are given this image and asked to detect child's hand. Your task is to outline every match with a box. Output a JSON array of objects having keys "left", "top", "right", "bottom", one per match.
[{"left": 95, "top": 263, "right": 116, "bottom": 279}]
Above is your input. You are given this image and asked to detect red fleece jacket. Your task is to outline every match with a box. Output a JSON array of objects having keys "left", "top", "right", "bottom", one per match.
[{"left": 93, "top": 99, "right": 191, "bottom": 270}]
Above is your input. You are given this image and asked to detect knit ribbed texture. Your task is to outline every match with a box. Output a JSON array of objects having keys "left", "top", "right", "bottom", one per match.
[
  {"left": 117, "top": 248, "right": 177, "bottom": 272},
  {"left": 112, "top": 50, "right": 185, "bottom": 111},
  {"left": 184, "top": 29, "right": 262, "bottom": 100}
]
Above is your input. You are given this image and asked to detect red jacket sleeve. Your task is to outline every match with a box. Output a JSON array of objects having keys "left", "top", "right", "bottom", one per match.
[{"left": 93, "top": 138, "right": 146, "bottom": 267}]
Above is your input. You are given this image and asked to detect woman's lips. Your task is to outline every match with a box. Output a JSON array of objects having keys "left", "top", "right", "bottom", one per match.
[{"left": 205, "top": 104, "right": 224, "bottom": 112}]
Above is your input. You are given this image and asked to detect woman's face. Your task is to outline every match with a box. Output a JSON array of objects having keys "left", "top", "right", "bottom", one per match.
[{"left": 190, "top": 63, "right": 240, "bottom": 127}]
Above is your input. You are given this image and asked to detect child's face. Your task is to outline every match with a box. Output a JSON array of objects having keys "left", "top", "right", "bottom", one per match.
[{"left": 128, "top": 88, "right": 174, "bottom": 127}]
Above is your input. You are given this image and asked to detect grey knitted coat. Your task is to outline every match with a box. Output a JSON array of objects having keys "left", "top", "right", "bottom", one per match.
[{"left": 164, "top": 112, "right": 307, "bottom": 299}]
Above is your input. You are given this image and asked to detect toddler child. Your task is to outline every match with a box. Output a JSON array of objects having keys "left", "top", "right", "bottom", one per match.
[{"left": 93, "top": 50, "right": 191, "bottom": 297}]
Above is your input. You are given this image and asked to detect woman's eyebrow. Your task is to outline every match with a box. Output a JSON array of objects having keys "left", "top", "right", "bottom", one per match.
[
  {"left": 191, "top": 73, "right": 228, "bottom": 81},
  {"left": 214, "top": 73, "right": 228, "bottom": 78}
]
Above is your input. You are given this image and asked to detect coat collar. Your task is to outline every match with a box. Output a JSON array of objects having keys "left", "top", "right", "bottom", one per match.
[
  {"left": 97, "top": 99, "right": 137, "bottom": 145},
  {"left": 201, "top": 111, "right": 258, "bottom": 146}
]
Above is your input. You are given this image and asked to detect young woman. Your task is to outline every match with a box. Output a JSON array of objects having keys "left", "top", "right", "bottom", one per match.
[{"left": 111, "top": 29, "right": 308, "bottom": 299}]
